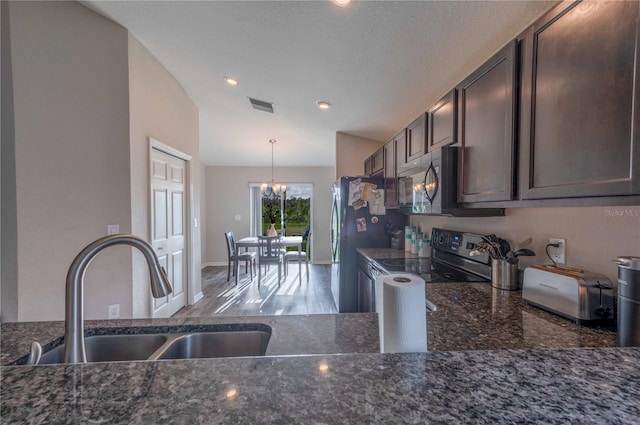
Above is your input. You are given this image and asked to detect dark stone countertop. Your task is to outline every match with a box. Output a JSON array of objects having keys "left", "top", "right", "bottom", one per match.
[
  {"left": 1, "top": 249, "right": 634, "bottom": 423},
  {"left": 358, "top": 248, "right": 617, "bottom": 350},
  {"left": 1, "top": 313, "right": 379, "bottom": 366},
  {"left": 2, "top": 348, "right": 639, "bottom": 423}
]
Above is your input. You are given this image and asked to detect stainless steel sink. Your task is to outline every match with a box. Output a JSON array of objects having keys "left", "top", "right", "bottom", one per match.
[
  {"left": 30, "top": 325, "right": 272, "bottom": 365},
  {"left": 151, "top": 331, "right": 271, "bottom": 360},
  {"left": 38, "top": 334, "right": 170, "bottom": 365}
]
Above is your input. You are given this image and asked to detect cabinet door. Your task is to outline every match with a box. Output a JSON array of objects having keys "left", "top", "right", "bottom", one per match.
[
  {"left": 520, "top": 0, "right": 640, "bottom": 199},
  {"left": 395, "top": 129, "right": 407, "bottom": 169},
  {"left": 457, "top": 41, "right": 517, "bottom": 203},
  {"left": 371, "top": 148, "right": 384, "bottom": 175},
  {"left": 406, "top": 113, "right": 427, "bottom": 162},
  {"left": 383, "top": 139, "right": 398, "bottom": 206},
  {"left": 364, "top": 156, "right": 372, "bottom": 176},
  {"left": 429, "top": 89, "right": 457, "bottom": 152}
]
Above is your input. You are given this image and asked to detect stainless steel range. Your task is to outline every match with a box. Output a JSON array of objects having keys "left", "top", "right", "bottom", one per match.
[
  {"left": 374, "top": 228, "right": 492, "bottom": 283},
  {"left": 357, "top": 228, "right": 491, "bottom": 312}
]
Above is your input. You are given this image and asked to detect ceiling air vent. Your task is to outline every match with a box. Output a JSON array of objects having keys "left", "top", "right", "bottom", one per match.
[{"left": 249, "top": 97, "right": 275, "bottom": 113}]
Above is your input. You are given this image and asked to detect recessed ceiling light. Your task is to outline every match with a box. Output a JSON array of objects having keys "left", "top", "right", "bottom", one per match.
[
  {"left": 316, "top": 100, "right": 331, "bottom": 110},
  {"left": 331, "top": 0, "right": 352, "bottom": 7},
  {"left": 224, "top": 76, "right": 239, "bottom": 86}
]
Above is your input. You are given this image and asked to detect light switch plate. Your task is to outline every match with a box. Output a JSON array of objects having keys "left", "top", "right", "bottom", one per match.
[
  {"left": 107, "top": 224, "right": 120, "bottom": 235},
  {"left": 108, "top": 303, "right": 120, "bottom": 319},
  {"left": 234, "top": 214, "right": 241, "bottom": 221}
]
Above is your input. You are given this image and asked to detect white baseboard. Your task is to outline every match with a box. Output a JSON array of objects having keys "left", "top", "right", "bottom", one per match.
[
  {"left": 201, "top": 262, "right": 227, "bottom": 268},
  {"left": 193, "top": 291, "right": 204, "bottom": 303}
]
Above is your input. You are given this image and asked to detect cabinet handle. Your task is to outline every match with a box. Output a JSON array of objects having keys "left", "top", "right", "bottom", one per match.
[{"left": 424, "top": 161, "right": 439, "bottom": 204}]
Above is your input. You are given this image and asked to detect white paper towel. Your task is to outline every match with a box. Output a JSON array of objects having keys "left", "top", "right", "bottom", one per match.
[{"left": 375, "top": 273, "right": 427, "bottom": 353}]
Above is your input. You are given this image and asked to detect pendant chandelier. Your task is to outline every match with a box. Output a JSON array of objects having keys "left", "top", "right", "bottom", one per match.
[{"left": 260, "top": 139, "right": 286, "bottom": 198}]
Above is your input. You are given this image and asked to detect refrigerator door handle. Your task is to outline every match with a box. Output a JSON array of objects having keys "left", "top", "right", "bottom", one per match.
[{"left": 330, "top": 194, "right": 339, "bottom": 261}]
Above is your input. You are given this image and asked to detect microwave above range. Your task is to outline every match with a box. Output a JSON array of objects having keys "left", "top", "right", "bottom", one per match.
[{"left": 397, "top": 146, "right": 504, "bottom": 217}]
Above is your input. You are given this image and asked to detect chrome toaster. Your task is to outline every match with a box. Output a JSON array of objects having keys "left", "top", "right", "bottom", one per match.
[{"left": 522, "top": 265, "right": 616, "bottom": 325}]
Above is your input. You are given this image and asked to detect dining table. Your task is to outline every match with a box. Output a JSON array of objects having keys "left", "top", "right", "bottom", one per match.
[{"left": 235, "top": 236, "right": 303, "bottom": 285}]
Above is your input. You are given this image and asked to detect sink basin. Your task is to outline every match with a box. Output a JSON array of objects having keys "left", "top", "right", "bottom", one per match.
[
  {"left": 29, "top": 325, "right": 272, "bottom": 365},
  {"left": 151, "top": 331, "right": 271, "bottom": 360},
  {"left": 38, "top": 334, "right": 170, "bottom": 364}
]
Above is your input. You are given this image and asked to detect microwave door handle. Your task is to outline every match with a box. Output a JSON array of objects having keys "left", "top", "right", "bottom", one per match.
[{"left": 424, "top": 162, "right": 439, "bottom": 204}]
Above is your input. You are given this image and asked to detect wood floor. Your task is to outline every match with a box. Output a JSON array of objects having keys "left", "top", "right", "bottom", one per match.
[{"left": 173, "top": 263, "right": 338, "bottom": 317}]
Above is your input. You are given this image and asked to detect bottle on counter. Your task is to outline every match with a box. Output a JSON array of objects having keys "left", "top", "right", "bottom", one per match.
[
  {"left": 418, "top": 239, "right": 431, "bottom": 258},
  {"left": 405, "top": 226, "right": 416, "bottom": 252},
  {"left": 411, "top": 231, "right": 423, "bottom": 254}
]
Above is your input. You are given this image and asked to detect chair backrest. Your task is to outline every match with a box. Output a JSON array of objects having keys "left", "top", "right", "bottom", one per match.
[
  {"left": 257, "top": 235, "right": 281, "bottom": 261},
  {"left": 302, "top": 226, "right": 311, "bottom": 252},
  {"left": 224, "top": 231, "right": 236, "bottom": 258}
]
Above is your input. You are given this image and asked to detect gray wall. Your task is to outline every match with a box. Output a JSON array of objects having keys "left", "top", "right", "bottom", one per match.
[
  {"left": 5, "top": 1, "right": 132, "bottom": 321},
  {"left": 1, "top": 0, "right": 18, "bottom": 321},
  {"left": 335, "top": 132, "right": 384, "bottom": 179},
  {"left": 203, "top": 166, "right": 335, "bottom": 265},
  {"left": 128, "top": 34, "right": 201, "bottom": 317},
  {"left": 2, "top": 2, "right": 201, "bottom": 321},
  {"left": 200, "top": 162, "right": 207, "bottom": 265},
  {"left": 411, "top": 206, "right": 640, "bottom": 284}
]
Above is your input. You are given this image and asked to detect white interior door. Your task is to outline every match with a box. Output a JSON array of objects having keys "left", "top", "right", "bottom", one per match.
[{"left": 150, "top": 148, "right": 187, "bottom": 318}]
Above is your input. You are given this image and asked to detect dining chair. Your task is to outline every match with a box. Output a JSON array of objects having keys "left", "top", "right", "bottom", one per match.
[
  {"left": 284, "top": 227, "right": 310, "bottom": 280},
  {"left": 257, "top": 235, "right": 283, "bottom": 286},
  {"left": 224, "top": 231, "right": 256, "bottom": 283}
]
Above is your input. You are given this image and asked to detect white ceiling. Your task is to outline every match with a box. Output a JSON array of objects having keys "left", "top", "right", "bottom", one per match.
[{"left": 84, "top": 0, "right": 555, "bottom": 167}]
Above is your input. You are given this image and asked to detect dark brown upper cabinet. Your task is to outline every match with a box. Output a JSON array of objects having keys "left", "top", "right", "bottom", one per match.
[
  {"left": 364, "top": 147, "right": 384, "bottom": 177},
  {"left": 406, "top": 114, "right": 427, "bottom": 162},
  {"left": 519, "top": 0, "right": 640, "bottom": 199},
  {"left": 428, "top": 89, "right": 457, "bottom": 152},
  {"left": 457, "top": 41, "right": 518, "bottom": 203},
  {"left": 383, "top": 139, "right": 398, "bottom": 207},
  {"left": 371, "top": 147, "right": 384, "bottom": 176},
  {"left": 364, "top": 157, "right": 372, "bottom": 176},
  {"left": 394, "top": 129, "right": 408, "bottom": 170}
]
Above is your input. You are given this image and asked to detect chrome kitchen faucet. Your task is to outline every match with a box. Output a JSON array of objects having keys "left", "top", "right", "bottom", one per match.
[{"left": 63, "top": 234, "right": 172, "bottom": 364}]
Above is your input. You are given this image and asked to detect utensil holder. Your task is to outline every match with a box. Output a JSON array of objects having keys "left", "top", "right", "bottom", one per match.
[{"left": 491, "top": 259, "right": 519, "bottom": 291}]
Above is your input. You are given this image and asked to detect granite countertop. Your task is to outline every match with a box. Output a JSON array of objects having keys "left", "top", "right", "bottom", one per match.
[
  {"left": 2, "top": 348, "right": 639, "bottom": 423},
  {"left": 1, "top": 313, "right": 379, "bottom": 366},
  {"left": 1, "top": 249, "right": 634, "bottom": 423},
  {"left": 358, "top": 248, "right": 617, "bottom": 350}
]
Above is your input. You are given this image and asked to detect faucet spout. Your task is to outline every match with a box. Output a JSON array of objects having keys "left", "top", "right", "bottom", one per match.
[{"left": 63, "top": 234, "right": 172, "bottom": 364}]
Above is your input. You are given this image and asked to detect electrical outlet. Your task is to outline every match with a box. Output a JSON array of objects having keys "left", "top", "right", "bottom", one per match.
[
  {"left": 108, "top": 303, "right": 120, "bottom": 319},
  {"left": 548, "top": 238, "right": 566, "bottom": 265},
  {"left": 107, "top": 224, "right": 119, "bottom": 235}
]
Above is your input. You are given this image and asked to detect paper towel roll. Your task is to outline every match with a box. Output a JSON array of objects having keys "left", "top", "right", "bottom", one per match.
[{"left": 375, "top": 273, "right": 427, "bottom": 353}]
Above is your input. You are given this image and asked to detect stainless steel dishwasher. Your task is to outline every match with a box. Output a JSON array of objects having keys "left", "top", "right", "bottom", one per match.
[{"left": 357, "top": 255, "right": 384, "bottom": 313}]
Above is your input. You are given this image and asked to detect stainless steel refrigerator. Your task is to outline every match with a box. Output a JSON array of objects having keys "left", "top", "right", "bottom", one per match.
[{"left": 330, "top": 176, "right": 407, "bottom": 313}]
